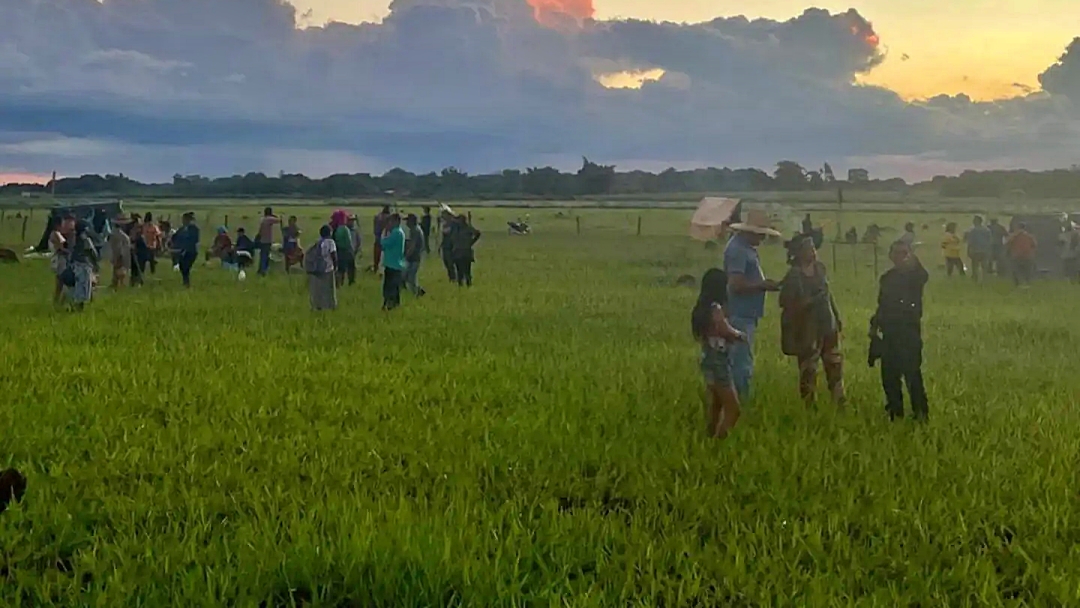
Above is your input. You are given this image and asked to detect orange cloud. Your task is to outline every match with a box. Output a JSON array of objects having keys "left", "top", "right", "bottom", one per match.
[{"left": 527, "top": 0, "right": 593, "bottom": 26}]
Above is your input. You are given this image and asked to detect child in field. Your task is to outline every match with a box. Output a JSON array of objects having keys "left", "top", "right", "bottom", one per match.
[
  {"left": 282, "top": 216, "right": 302, "bottom": 273},
  {"left": 941, "top": 222, "right": 964, "bottom": 277},
  {"left": 691, "top": 268, "right": 747, "bottom": 439},
  {"left": 108, "top": 221, "right": 132, "bottom": 289},
  {"left": 870, "top": 240, "right": 930, "bottom": 422}
]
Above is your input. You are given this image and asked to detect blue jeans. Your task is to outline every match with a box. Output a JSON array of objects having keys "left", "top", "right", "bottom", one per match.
[
  {"left": 403, "top": 259, "right": 423, "bottom": 295},
  {"left": 728, "top": 316, "right": 758, "bottom": 400},
  {"left": 258, "top": 243, "right": 272, "bottom": 275}
]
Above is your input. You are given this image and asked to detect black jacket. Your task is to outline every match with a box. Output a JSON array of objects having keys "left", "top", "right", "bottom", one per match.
[{"left": 872, "top": 262, "right": 929, "bottom": 330}]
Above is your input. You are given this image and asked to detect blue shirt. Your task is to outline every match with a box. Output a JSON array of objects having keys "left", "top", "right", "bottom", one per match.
[
  {"left": 173, "top": 224, "right": 200, "bottom": 254},
  {"left": 723, "top": 233, "right": 766, "bottom": 321},
  {"left": 965, "top": 225, "right": 992, "bottom": 255},
  {"left": 380, "top": 226, "right": 406, "bottom": 270}
]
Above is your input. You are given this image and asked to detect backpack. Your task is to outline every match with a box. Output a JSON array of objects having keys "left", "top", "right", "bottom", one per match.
[{"left": 303, "top": 239, "right": 329, "bottom": 275}]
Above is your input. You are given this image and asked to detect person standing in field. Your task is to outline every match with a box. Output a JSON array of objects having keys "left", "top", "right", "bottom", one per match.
[
  {"left": 347, "top": 215, "right": 362, "bottom": 274},
  {"left": 66, "top": 220, "right": 99, "bottom": 311},
  {"left": 141, "top": 212, "right": 162, "bottom": 276},
  {"left": 871, "top": 240, "right": 930, "bottom": 422},
  {"left": 899, "top": 222, "right": 917, "bottom": 247},
  {"left": 372, "top": 205, "right": 390, "bottom": 273},
  {"left": 450, "top": 214, "right": 482, "bottom": 287},
  {"left": 421, "top": 207, "right": 433, "bottom": 254},
  {"left": 403, "top": 213, "right": 427, "bottom": 297},
  {"left": 722, "top": 210, "right": 781, "bottom": 401},
  {"left": 692, "top": 268, "right": 747, "bottom": 439},
  {"left": 330, "top": 210, "right": 355, "bottom": 287},
  {"left": 988, "top": 218, "right": 1008, "bottom": 275},
  {"left": 1006, "top": 222, "right": 1038, "bottom": 288},
  {"left": 209, "top": 226, "right": 234, "bottom": 267},
  {"left": 1058, "top": 220, "right": 1080, "bottom": 283},
  {"left": 160, "top": 220, "right": 177, "bottom": 269},
  {"left": 126, "top": 214, "right": 146, "bottom": 286},
  {"left": 780, "top": 235, "right": 845, "bottom": 406},
  {"left": 282, "top": 215, "right": 302, "bottom": 274},
  {"left": 172, "top": 212, "right": 200, "bottom": 288},
  {"left": 108, "top": 218, "right": 132, "bottom": 289},
  {"left": 964, "top": 215, "right": 992, "bottom": 282},
  {"left": 48, "top": 216, "right": 71, "bottom": 307},
  {"left": 305, "top": 225, "right": 338, "bottom": 311},
  {"left": 380, "top": 213, "right": 406, "bottom": 310},
  {"left": 440, "top": 210, "right": 457, "bottom": 282},
  {"left": 256, "top": 207, "right": 280, "bottom": 277},
  {"left": 940, "top": 222, "right": 965, "bottom": 277}
]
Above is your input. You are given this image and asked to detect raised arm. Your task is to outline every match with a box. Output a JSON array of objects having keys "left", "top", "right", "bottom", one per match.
[{"left": 725, "top": 245, "right": 776, "bottom": 294}]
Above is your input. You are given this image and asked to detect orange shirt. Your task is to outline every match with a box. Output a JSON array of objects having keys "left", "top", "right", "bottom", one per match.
[
  {"left": 142, "top": 223, "right": 162, "bottom": 250},
  {"left": 1007, "top": 230, "right": 1037, "bottom": 260}
]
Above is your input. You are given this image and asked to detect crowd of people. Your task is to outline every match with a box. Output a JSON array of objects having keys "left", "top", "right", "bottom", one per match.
[
  {"left": 43, "top": 204, "right": 482, "bottom": 312},
  {"left": 694, "top": 210, "right": 932, "bottom": 439},
  {"left": 695, "top": 209, "right": 1080, "bottom": 438},
  {"left": 935, "top": 215, "right": 1059, "bottom": 287}
]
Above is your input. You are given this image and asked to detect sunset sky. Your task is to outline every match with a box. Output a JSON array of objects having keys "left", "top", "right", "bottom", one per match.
[
  {"left": 2, "top": 0, "right": 1080, "bottom": 184},
  {"left": 291, "top": 0, "right": 1079, "bottom": 101}
]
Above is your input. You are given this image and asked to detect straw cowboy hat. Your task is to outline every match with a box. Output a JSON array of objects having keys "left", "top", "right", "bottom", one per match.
[{"left": 730, "top": 209, "right": 782, "bottom": 237}]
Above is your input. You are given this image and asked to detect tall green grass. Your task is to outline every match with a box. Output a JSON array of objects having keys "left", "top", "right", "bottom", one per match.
[{"left": 1, "top": 208, "right": 1078, "bottom": 606}]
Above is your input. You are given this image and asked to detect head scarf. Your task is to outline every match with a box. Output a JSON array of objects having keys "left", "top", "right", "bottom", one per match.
[
  {"left": 75, "top": 219, "right": 90, "bottom": 235},
  {"left": 331, "top": 209, "right": 348, "bottom": 229},
  {"left": 217, "top": 226, "right": 228, "bottom": 235}
]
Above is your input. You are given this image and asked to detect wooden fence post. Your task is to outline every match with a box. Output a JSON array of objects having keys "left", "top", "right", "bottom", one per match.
[
  {"left": 873, "top": 244, "right": 879, "bottom": 277},
  {"left": 576, "top": 216, "right": 581, "bottom": 235},
  {"left": 225, "top": 215, "right": 229, "bottom": 228},
  {"left": 21, "top": 216, "right": 29, "bottom": 244},
  {"left": 637, "top": 216, "right": 642, "bottom": 236},
  {"left": 832, "top": 241, "right": 838, "bottom": 273}
]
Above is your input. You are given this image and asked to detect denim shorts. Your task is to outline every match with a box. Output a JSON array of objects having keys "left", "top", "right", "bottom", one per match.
[{"left": 700, "top": 348, "right": 732, "bottom": 386}]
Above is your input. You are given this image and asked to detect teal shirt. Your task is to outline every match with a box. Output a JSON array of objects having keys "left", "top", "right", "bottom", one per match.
[{"left": 380, "top": 227, "right": 406, "bottom": 270}]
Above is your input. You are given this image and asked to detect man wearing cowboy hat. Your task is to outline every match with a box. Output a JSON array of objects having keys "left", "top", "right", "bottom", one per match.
[{"left": 723, "top": 209, "right": 782, "bottom": 400}]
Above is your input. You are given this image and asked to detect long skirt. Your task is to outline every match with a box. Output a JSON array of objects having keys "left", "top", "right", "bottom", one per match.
[
  {"left": 308, "top": 272, "right": 337, "bottom": 311},
  {"left": 66, "top": 261, "right": 95, "bottom": 304}
]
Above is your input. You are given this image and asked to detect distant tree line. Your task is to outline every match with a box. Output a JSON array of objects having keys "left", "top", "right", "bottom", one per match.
[{"left": 4, "top": 157, "right": 1076, "bottom": 200}]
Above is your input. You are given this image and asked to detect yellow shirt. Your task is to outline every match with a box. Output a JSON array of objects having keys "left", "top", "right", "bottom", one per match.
[{"left": 941, "top": 233, "right": 962, "bottom": 259}]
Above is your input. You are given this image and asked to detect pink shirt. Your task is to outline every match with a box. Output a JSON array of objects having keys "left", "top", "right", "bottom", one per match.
[{"left": 258, "top": 216, "right": 279, "bottom": 242}]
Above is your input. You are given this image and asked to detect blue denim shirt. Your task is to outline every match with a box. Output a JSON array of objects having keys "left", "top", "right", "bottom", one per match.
[{"left": 723, "top": 233, "right": 766, "bottom": 321}]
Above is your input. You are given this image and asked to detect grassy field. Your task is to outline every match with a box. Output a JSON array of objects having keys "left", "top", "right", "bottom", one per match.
[{"left": 2, "top": 206, "right": 1080, "bottom": 606}]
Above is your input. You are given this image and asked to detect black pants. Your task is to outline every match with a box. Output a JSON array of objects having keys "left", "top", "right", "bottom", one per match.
[
  {"left": 140, "top": 249, "right": 157, "bottom": 275},
  {"left": 989, "top": 247, "right": 1004, "bottom": 275},
  {"left": 453, "top": 258, "right": 473, "bottom": 287},
  {"left": 129, "top": 251, "right": 144, "bottom": 285},
  {"left": 442, "top": 248, "right": 456, "bottom": 281},
  {"left": 945, "top": 257, "right": 965, "bottom": 277},
  {"left": 880, "top": 324, "right": 928, "bottom": 420},
  {"left": 337, "top": 256, "right": 356, "bottom": 286},
  {"left": 382, "top": 268, "right": 402, "bottom": 309},
  {"left": 178, "top": 251, "right": 197, "bottom": 287},
  {"left": 1012, "top": 258, "right": 1034, "bottom": 285}
]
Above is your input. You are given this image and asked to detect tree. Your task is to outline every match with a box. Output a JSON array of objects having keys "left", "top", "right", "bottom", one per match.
[
  {"left": 576, "top": 157, "right": 615, "bottom": 195},
  {"left": 774, "top": 161, "right": 807, "bottom": 190}
]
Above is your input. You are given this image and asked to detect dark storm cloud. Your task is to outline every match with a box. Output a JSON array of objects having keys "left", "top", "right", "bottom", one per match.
[{"left": 0, "top": 0, "right": 1077, "bottom": 180}]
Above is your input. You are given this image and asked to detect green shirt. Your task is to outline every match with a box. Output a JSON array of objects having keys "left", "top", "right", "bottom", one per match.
[{"left": 332, "top": 225, "right": 353, "bottom": 258}]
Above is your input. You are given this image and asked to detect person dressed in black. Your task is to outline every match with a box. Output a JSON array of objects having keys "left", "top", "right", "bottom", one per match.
[
  {"left": 870, "top": 240, "right": 930, "bottom": 422},
  {"left": 420, "top": 206, "right": 433, "bottom": 254}
]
